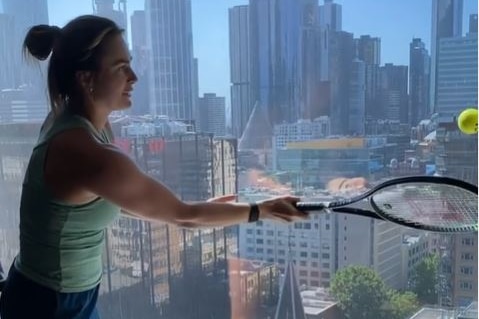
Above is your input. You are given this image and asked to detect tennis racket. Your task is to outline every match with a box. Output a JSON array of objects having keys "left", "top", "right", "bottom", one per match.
[{"left": 295, "top": 176, "right": 478, "bottom": 233}]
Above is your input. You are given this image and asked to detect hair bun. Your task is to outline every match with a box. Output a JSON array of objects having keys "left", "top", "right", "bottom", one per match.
[{"left": 23, "top": 24, "right": 62, "bottom": 61}]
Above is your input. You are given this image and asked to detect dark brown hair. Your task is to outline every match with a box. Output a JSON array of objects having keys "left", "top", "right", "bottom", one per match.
[{"left": 23, "top": 15, "right": 124, "bottom": 113}]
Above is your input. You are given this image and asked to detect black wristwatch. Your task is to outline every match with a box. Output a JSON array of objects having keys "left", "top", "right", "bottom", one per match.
[{"left": 248, "top": 203, "right": 260, "bottom": 223}]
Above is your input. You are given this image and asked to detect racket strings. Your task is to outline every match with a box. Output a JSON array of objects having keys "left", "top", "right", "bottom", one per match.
[{"left": 372, "top": 184, "right": 478, "bottom": 229}]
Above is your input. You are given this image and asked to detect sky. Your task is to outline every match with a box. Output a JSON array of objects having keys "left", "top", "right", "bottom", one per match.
[{"left": 44, "top": 0, "right": 478, "bottom": 108}]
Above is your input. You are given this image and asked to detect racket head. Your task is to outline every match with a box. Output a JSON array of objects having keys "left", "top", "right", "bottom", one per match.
[{"left": 369, "top": 179, "right": 478, "bottom": 233}]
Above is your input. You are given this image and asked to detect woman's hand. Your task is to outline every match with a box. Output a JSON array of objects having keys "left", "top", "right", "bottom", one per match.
[{"left": 257, "top": 196, "right": 308, "bottom": 223}]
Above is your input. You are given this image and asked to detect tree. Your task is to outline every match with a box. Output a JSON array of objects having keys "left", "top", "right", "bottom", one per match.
[
  {"left": 386, "top": 290, "right": 420, "bottom": 319},
  {"left": 410, "top": 254, "right": 439, "bottom": 304},
  {"left": 331, "top": 265, "right": 389, "bottom": 319}
]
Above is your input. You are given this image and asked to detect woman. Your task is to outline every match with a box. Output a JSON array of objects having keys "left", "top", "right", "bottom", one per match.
[{"left": 0, "top": 15, "right": 307, "bottom": 319}]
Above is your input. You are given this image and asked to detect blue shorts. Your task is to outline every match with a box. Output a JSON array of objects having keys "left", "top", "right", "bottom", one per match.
[{"left": 0, "top": 263, "right": 100, "bottom": 319}]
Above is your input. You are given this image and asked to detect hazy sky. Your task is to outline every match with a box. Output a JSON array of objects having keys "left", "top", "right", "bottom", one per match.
[{"left": 45, "top": 0, "right": 478, "bottom": 107}]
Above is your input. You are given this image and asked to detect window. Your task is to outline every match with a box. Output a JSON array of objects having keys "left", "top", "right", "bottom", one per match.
[
  {"left": 460, "top": 266, "right": 474, "bottom": 275},
  {"left": 461, "top": 253, "right": 474, "bottom": 261},
  {"left": 1, "top": 2, "right": 476, "bottom": 318},
  {"left": 321, "top": 272, "right": 330, "bottom": 279},
  {"left": 460, "top": 281, "right": 474, "bottom": 290}
]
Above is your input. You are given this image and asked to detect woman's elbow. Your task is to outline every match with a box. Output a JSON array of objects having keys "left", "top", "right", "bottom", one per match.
[{"left": 171, "top": 202, "right": 200, "bottom": 228}]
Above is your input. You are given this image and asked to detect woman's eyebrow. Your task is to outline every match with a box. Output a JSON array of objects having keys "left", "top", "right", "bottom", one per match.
[{"left": 112, "top": 57, "right": 133, "bottom": 65}]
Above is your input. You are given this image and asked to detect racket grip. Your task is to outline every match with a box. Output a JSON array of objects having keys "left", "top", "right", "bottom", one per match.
[{"left": 295, "top": 202, "right": 327, "bottom": 211}]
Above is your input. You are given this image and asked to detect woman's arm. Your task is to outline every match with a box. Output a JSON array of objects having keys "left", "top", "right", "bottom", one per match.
[{"left": 53, "top": 129, "right": 307, "bottom": 228}]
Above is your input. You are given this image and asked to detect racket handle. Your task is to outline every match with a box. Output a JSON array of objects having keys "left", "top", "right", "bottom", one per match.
[{"left": 295, "top": 202, "right": 327, "bottom": 211}]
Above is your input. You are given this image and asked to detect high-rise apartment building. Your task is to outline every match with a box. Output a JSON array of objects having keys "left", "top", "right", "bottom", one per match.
[
  {"left": 198, "top": 93, "right": 226, "bottom": 136},
  {"left": 130, "top": 10, "right": 150, "bottom": 116},
  {"left": 94, "top": 0, "right": 127, "bottom": 33},
  {"left": 354, "top": 35, "right": 381, "bottom": 121},
  {"left": 435, "top": 120, "right": 478, "bottom": 307},
  {"left": 2, "top": 0, "right": 49, "bottom": 92},
  {"left": 99, "top": 120, "right": 239, "bottom": 317},
  {"left": 379, "top": 64, "right": 409, "bottom": 123},
  {"left": 409, "top": 38, "right": 430, "bottom": 126},
  {"left": 249, "top": 0, "right": 321, "bottom": 126},
  {"left": 0, "top": 14, "right": 15, "bottom": 90},
  {"left": 146, "top": 0, "right": 195, "bottom": 120},
  {"left": 239, "top": 190, "right": 403, "bottom": 290},
  {"left": 229, "top": 5, "right": 251, "bottom": 138},
  {"left": 349, "top": 58, "right": 366, "bottom": 135},
  {"left": 435, "top": 33, "right": 478, "bottom": 116},
  {"left": 430, "top": 0, "right": 463, "bottom": 114}
]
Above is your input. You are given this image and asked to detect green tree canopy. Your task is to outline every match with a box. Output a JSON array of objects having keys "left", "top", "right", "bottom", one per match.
[
  {"left": 410, "top": 254, "right": 439, "bottom": 304},
  {"left": 331, "top": 265, "right": 389, "bottom": 319},
  {"left": 386, "top": 290, "right": 420, "bottom": 319}
]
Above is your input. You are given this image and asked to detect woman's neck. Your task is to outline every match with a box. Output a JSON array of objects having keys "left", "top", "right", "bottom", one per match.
[{"left": 67, "top": 99, "right": 109, "bottom": 131}]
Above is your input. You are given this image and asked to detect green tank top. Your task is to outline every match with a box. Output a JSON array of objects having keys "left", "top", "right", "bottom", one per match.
[{"left": 14, "top": 111, "right": 121, "bottom": 293}]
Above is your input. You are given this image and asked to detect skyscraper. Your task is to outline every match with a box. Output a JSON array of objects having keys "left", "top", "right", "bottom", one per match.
[
  {"left": 93, "top": 0, "right": 127, "bottom": 34},
  {"left": 146, "top": 0, "right": 195, "bottom": 120},
  {"left": 348, "top": 58, "right": 366, "bottom": 135},
  {"left": 354, "top": 35, "right": 381, "bottom": 120},
  {"left": 318, "top": 0, "right": 342, "bottom": 32},
  {"left": 328, "top": 31, "right": 354, "bottom": 134},
  {"left": 469, "top": 14, "right": 478, "bottom": 34},
  {"left": 435, "top": 33, "right": 478, "bottom": 115},
  {"left": 2, "top": 0, "right": 49, "bottom": 92},
  {"left": 2, "top": 0, "right": 49, "bottom": 37},
  {"left": 318, "top": 0, "right": 342, "bottom": 83},
  {"left": 430, "top": 0, "right": 463, "bottom": 115},
  {"left": 130, "top": 10, "right": 150, "bottom": 115},
  {"left": 379, "top": 64, "right": 409, "bottom": 123},
  {"left": 198, "top": 93, "right": 226, "bottom": 136},
  {"left": 409, "top": 38, "right": 430, "bottom": 126},
  {"left": 0, "top": 14, "right": 15, "bottom": 90},
  {"left": 249, "top": 0, "right": 320, "bottom": 126},
  {"left": 435, "top": 121, "right": 477, "bottom": 307},
  {"left": 229, "top": 5, "right": 251, "bottom": 138}
]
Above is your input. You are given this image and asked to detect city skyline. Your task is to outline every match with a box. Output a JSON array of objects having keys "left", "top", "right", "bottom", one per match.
[
  {"left": 35, "top": 0, "right": 478, "bottom": 108},
  {"left": 0, "top": 1, "right": 477, "bottom": 317}
]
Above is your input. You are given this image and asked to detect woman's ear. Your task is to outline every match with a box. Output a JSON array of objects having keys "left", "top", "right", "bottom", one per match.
[{"left": 75, "top": 70, "right": 94, "bottom": 95}]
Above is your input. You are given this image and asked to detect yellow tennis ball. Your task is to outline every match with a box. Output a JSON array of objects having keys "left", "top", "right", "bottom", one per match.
[{"left": 457, "top": 108, "right": 478, "bottom": 134}]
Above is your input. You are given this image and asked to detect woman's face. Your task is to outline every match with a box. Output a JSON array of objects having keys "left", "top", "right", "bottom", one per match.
[{"left": 89, "top": 34, "right": 137, "bottom": 111}]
